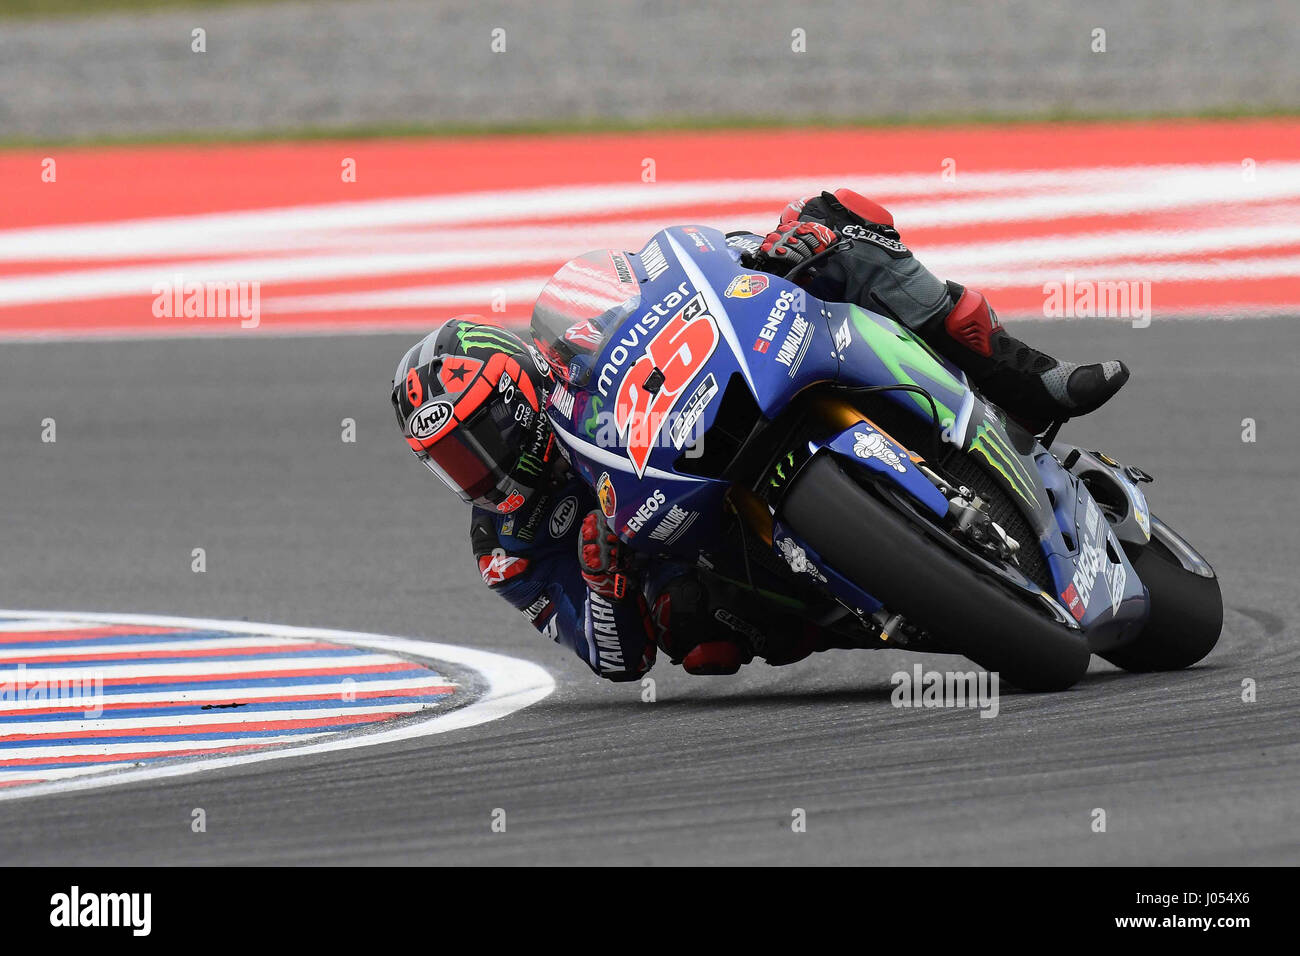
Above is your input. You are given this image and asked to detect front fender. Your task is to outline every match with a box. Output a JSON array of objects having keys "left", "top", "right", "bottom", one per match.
[{"left": 812, "top": 420, "right": 950, "bottom": 520}]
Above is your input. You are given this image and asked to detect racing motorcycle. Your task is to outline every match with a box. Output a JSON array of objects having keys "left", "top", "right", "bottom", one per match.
[{"left": 531, "top": 226, "right": 1222, "bottom": 690}]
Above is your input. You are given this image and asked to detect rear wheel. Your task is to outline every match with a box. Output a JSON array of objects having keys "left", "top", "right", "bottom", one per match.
[
  {"left": 780, "top": 454, "right": 1091, "bottom": 691},
  {"left": 1101, "top": 525, "right": 1222, "bottom": 671}
]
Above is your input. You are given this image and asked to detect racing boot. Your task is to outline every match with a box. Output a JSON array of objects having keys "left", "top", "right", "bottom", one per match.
[{"left": 923, "top": 283, "right": 1130, "bottom": 434}]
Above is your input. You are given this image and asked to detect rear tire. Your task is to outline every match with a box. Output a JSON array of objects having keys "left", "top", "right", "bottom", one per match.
[
  {"left": 1100, "top": 530, "right": 1222, "bottom": 672},
  {"left": 780, "top": 455, "right": 1091, "bottom": 691}
]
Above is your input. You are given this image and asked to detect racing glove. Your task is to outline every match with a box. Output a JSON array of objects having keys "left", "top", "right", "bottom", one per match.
[
  {"left": 579, "top": 510, "right": 634, "bottom": 601},
  {"left": 755, "top": 220, "right": 839, "bottom": 276}
]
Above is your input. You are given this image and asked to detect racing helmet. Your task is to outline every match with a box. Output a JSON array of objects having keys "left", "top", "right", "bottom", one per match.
[{"left": 391, "top": 317, "right": 556, "bottom": 515}]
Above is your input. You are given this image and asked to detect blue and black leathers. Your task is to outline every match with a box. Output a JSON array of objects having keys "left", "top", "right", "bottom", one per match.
[{"left": 470, "top": 472, "right": 658, "bottom": 682}]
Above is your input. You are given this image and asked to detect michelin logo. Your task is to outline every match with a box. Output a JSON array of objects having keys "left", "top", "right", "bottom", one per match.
[
  {"left": 853, "top": 431, "right": 906, "bottom": 472},
  {"left": 778, "top": 537, "right": 827, "bottom": 583}
]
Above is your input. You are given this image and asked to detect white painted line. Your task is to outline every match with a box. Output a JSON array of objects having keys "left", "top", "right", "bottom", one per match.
[
  {"left": 0, "top": 652, "right": 408, "bottom": 682},
  {"left": 2, "top": 162, "right": 1293, "bottom": 260},
  {"left": 263, "top": 277, "right": 551, "bottom": 314},
  {"left": 952, "top": 253, "right": 1300, "bottom": 286},
  {"left": 920, "top": 222, "right": 1300, "bottom": 272},
  {"left": 0, "top": 619, "right": 121, "bottom": 632},
  {"left": 0, "top": 703, "right": 437, "bottom": 737},
  {"left": 0, "top": 315, "right": 507, "bottom": 343},
  {"left": 0, "top": 248, "right": 560, "bottom": 307},
  {"left": 4, "top": 163, "right": 1300, "bottom": 307},
  {"left": 0, "top": 732, "right": 336, "bottom": 761},
  {"left": 0, "top": 634, "right": 326, "bottom": 659},
  {"left": 0, "top": 215, "right": 757, "bottom": 262},
  {"left": 0, "top": 763, "right": 136, "bottom": 783},
  {"left": 0, "top": 611, "right": 555, "bottom": 801},
  {"left": 0, "top": 676, "right": 455, "bottom": 713}
]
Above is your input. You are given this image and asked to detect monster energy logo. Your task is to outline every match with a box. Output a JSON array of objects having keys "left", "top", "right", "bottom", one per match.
[
  {"left": 769, "top": 450, "right": 797, "bottom": 489},
  {"left": 456, "top": 326, "right": 520, "bottom": 354},
  {"left": 515, "top": 452, "right": 545, "bottom": 478},
  {"left": 969, "top": 421, "right": 1038, "bottom": 507}
]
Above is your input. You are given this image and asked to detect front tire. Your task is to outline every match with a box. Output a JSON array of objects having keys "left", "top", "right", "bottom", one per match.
[{"left": 780, "top": 455, "right": 1091, "bottom": 691}]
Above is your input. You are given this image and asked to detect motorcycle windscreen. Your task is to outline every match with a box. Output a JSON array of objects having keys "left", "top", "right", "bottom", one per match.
[{"left": 530, "top": 249, "right": 642, "bottom": 389}]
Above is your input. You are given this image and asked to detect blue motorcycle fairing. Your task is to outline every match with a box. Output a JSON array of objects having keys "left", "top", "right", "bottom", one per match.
[
  {"left": 1060, "top": 491, "right": 1148, "bottom": 648},
  {"left": 1053, "top": 442, "right": 1153, "bottom": 547},
  {"left": 537, "top": 224, "right": 1150, "bottom": 648},
  {"left": 545, "top": 225, "right": 838, "bottom": 559}
]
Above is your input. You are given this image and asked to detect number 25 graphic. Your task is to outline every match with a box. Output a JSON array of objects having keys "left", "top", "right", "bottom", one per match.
[{"left": 614, "top": 301, "right": 719, "bottom": 477}]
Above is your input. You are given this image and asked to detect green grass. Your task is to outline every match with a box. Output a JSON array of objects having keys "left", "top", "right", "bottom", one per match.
[
  {"left": 1, "top": 105, "right": 1296, "bottom": 151},
  {"left": 0, "top": 0, "right": 298, "bottom": 17}
]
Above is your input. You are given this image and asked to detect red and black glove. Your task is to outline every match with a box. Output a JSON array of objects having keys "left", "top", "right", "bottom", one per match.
[
  {"left": 579, "top": 510, "right": 634, "bottom": 601},
  {"left": 755, "top": 220, "right": 838, "bottom": 275}
]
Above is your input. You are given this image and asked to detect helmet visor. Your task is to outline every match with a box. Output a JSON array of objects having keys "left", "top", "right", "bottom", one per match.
[{"left": 418, "top": 404, "right": 532, "bottom": 512}]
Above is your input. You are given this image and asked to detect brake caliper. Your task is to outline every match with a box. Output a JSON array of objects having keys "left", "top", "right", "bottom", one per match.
[
  {"left": 946, "top": 492, "right": 1021, "bottom": 563},
  {"left": 913, "top": 461, "right": 1021, "bottom": 564}
]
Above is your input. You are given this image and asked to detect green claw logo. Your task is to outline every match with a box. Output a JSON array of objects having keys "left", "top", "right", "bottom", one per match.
[
  {"left": 769, "top": 450, "right": 797, "bottom": 489},
  {"left": 515, "top": 452, "right": 545, "bottom": 478},
  {"left": 969, "top": 421, "right": 1038, "bottom": 507},
  {"left": 456, "top": 326, "right": 522, "bottom": 355}
]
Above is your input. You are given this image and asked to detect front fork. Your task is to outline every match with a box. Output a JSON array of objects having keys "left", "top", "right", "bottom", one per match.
[{"left": 735, "top": 395, "right": 948, "bottom": 644}]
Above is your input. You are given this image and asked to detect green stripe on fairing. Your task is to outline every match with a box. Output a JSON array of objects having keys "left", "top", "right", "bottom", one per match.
[
  {"left": 846, "top": 306, "right": 963, "bottom": 423},
  {"left": 844, "top": 304, "right": 1039, "bottom": 508},
  {"left": 769, "top": 450, "right": 797, "bottom": 488}
]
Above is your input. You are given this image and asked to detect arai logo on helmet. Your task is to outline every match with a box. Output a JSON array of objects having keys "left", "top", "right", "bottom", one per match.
[
  {"left": 408, "top": 401, "right": 453, "bottom": 440},
  {"left": 549, "top": 496, "right": 578, "bottom": 538}
]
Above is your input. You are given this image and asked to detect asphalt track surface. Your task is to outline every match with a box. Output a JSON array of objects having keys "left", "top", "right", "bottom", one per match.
[{"left": 0, "top": 317, "right": 1297, "bottom": 865}]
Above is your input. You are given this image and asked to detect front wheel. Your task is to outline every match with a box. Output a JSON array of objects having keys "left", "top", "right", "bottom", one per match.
[{"left": 780, "top": 455, "right": 1091, "bottom": 691}]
